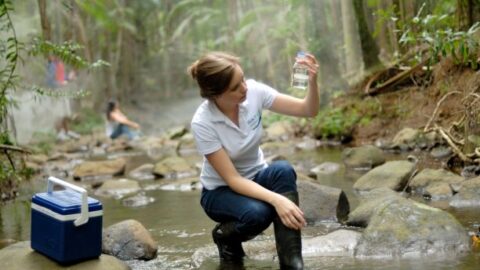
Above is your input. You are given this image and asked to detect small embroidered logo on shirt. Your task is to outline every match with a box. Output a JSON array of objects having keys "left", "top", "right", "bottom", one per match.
[{"left": 247, "top": 111, "right": 262, "bottom": 130}]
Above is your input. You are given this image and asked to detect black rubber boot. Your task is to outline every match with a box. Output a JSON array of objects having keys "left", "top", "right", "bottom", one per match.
[
  {"left": 212, "top": 222, "right": 246, "bottom": 263},
  {"left": 273, "top": 191, "right": 304, "bottom": 270}
]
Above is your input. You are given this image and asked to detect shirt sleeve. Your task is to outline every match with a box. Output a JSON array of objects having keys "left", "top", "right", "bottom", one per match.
[
  {"left": 247, "top": 79, "right": 278, "bottom": 109},
  {"left": 190, "top": 121, "right": 222, "bottom": 155}
]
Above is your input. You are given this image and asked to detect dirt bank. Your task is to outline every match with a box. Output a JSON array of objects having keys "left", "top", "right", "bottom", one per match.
[{"left": 336, "top": 58, "right": 480, "bottom": 148}]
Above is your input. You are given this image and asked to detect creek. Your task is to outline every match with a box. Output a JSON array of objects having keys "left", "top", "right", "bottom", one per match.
[{"left": 1, "top": 147, "right": 480, "bottom": 270}]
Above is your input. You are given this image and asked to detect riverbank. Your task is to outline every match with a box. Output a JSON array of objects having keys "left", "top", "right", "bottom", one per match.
[{"left": 335, "top": 58, "right": 479, "bottom": 148}]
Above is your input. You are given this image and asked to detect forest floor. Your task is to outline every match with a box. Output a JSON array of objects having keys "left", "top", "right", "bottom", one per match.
[{"left": 335, "top": 57, "right": 480, "bottom": 147}]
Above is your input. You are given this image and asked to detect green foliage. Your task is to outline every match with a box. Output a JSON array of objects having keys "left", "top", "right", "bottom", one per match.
[
  {"left": 396, "top": 3, "right": 480, "bottom": 69},
  {"left": 262, "top": 111, "right": 296, "bottom": 128},
  {"left": 0, "top": 0, "right": 19, "bottom": 102},
  {"left": 29, "top": 132, "right": 56, "bottom": 155},
  {"left": 312, "top": 107, "right": 360, "bottom": 140},
  {"left": 70, "top": 108, "right": 105, "bottom": 135},
  {"left": 30, "top": 85, "right": 90, "bottom": 99},
  {"left": 29, "top": 38, "right": 110, "bottom": 70}
]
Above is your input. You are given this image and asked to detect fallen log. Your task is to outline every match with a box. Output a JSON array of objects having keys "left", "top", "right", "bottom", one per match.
[{"left": 364, "top": 60, "right": 428, "bottom": 96}]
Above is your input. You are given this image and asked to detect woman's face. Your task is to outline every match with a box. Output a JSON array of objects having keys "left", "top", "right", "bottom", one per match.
[{"left": 215, "top": 65, "right": 247, "bottom": 106}]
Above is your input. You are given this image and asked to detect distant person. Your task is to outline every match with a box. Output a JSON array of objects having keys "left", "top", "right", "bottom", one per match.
[
  {"left": 55, "top": 116, "right": 81, "bottom": 141},
  {"left": 46, "top": 55, "right": 57, "bottom": 88},
  {"left": 188, "top": 51, "right": 319, "bottom": 269},
  {"left": 46, "top": 55, "right": 68, "bottom": 88},
  {"left": 105, "top": 100, "right": 141, "bottom": 140}
]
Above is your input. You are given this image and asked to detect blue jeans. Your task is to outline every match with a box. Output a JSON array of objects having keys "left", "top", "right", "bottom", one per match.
[
  {"left": 110, "top": 124, "right": 137, "bottom": 140},
  {"left": 200, "top": 160, "right": 297, "bottom": 237}
]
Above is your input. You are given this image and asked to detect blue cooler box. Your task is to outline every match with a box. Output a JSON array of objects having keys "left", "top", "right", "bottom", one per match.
[{"left": 31, "top": 176, "right": 103, "bottom": 264}]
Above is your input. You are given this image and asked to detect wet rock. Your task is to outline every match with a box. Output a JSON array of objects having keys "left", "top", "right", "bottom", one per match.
[
  {"left": 342, "top": 145, "right": 385, "bottom": 169},
  {"left": 430, "top": 145, "right": 452, "bottom": 159},
  {"left": 449, "top": 176, "right": 480, "bottom": 207},
  {"left": 295, "top": 137, "right": 321, "bottom": 151},
  {"left": 105, "top": 139, "right": 132, "bottom": 153},
  {"left": 302, "top": 229, "right": 361, "bottom": 257},
  {"left": 122, "top": 192, "right": 155, "bottom": 207},
  {"left": 353, "top": 195, "right": 470, "bottom": 257},
  {"left": 353, "top": 160, "right": 416, "bottom": 193},
  {"left": 25, "top": 161, "right": 43, "bottom": 174},
  {"left": 409, "top": 168, "right": 463, "bottom": 197},
  {"left": 0, "top": 241, "right": 129, "bottom": 270},
  {"left": 347, "top": 188, "right": 403, "bottom": 227},
  {"left": 264, "top": 154, "right": 288, "bottom": 164},
  {"left": 73, "top": 158, "right": 126, "bottom": 180},
  {"left": 157, "top": 177, "right": 202, "bottom": 191},
  {"left": 264, "top": 121, "right": 295, "bottom": 142},
  {"left": 424, "top": 182, "right": 453, "bottom": 200},
  {"left": 139, "top": 137, "right": 179, "bottom": 160},
  {"left": 164, "top": 125, "right": 188, "bottom": 140},
  {"left": 261, "top": 141, "right": 295, "bottom": 157},
  {"left": 153, "top": 156, "right": 197, "bottom": 179},
  {"left": 128, "top": 164, "right": 155, "bottom": 181},
  {"left": 298, "top": 179, "right": 350, "bottom": 224},
  {"left": 95, "top": 179, "right": 140, "bottom": 199},
  {"left": 91, "top": 147, "right": 107, "bottom": 157},
  {"left": 55, "top": 136, "right": 96, "bottom": 153},
  {"left": 177, "top": 133, "right": 197, "bottom": 156},
  {"left": 390, "top": 127, "right": 420, "bottom": 150},
  {"left": 461, "top": 165, "right": 480, "bottom": 179},
  {"left": 102, "top": 219, "right": 157, "bottom": 261},
  {"left": 28, "top": 154, "right": 48, "bottom": 165},
  {"left": 0, "top": 238, "right": 16, "bottom": 249},
  {"left": 309, "top": 162, "right": 341, "bottom": 177}
]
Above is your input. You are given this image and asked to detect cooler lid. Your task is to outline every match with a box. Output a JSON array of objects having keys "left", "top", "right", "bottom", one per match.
[{"left": 32, "top": 190, "right": 102, "bottom": 215}]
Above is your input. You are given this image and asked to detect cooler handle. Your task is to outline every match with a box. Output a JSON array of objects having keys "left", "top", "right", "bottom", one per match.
[{"left": 47, "top": 176, "right": 89, "bottom": 226}]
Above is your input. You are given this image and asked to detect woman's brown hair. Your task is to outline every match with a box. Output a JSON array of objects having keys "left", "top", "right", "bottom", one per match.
[{"left": 188, "top": 52, "right": 240, "bottom": 100}]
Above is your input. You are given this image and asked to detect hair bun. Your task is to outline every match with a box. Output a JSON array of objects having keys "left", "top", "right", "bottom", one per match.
[{"left": 188, "top": 60, "right": 199, "bottom": 79}]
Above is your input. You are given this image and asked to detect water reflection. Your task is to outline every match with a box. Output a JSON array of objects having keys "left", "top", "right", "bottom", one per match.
[{"left": 1, "top": 147, "right": 480, "bottom": 269}]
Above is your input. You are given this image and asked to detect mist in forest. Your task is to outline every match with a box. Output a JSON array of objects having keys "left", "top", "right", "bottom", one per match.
[
  {"left": 5, "top": 0, "right": 458, "bottom": 141},
  {"left": 9, "top": 1, "right": 371, "bottom": 103}
]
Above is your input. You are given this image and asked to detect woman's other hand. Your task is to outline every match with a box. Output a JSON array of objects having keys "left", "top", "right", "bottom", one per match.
[{"left": 271, "top": 193, "right": 306, "bottom": 230}]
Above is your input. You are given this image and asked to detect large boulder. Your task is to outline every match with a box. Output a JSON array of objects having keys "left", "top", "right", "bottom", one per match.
[
  {"left": 347, "top": 188, "right": 402, "bottom": 227},
  {"left": 153, "top": 156, "right": 197, "bottom": 179},
  {"left": 73, "top": 159, "right": 126, "bottom": 180},
  {"left": 0, "top": 241, "right": 129, "bottom": 270},
  {"left": 450, "top": 176, "right": 480, "bottom": 207},
  {"left": 409, "top": 168, "right": 464, "bottom": 199},
  {"left": 102, "top": 219, "right": 158, "bottom": 261},
  {"left": 390, "top": 127, "right": 420, "bottom": 149},
  {"left": 264, "top": 120, "right": 295, "bottom": 141},
  {"left": 297, "top": 178, "right": 350, "bottom": 223},
  {"left": 94, "top": 179, "right": 141, "bottom": 199},
  {"left": 353, "top": 192, "right": 470, "bottom": 257},
  {"left": 128, "top": 164, "right": 155, "bottom": 181},
  {"left": 353, "top": 160, "right": 416, "bottom": 193},
  {"left": 341, "top": 145, "right": 385, "bottom": 169}
]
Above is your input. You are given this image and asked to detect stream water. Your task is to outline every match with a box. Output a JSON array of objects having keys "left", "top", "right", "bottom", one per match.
[
  {"left": 1, "top": 147, "right": 480, "bottom": 270},
  {"left": 1, "top": 96, "right": 480, "bottom": 269}
]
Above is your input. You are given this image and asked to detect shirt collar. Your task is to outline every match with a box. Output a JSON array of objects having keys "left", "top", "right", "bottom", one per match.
[{"left": 207, "top": 99, "right": 249, "bottom": 123}]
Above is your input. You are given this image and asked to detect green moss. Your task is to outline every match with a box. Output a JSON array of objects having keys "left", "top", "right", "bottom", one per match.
[{"left": 70, "top": 108, "right": 104, "bottom": 135}]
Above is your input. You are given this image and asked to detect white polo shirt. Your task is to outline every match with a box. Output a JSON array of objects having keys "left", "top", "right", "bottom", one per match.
[{"left": 191, "top": 79, "right": 278, "bottom": 190}]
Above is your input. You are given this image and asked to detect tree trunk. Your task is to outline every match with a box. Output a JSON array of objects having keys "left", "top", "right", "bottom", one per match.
[
  {"left": 308, "top": 0, "right": 348, "bottom": 108},
  {"left": 457, "top": 0, "right": 480, "bottom": 31},
  {"left": 352, "top": 0, "right": 382, "bottom": 71},
  {"left": 71, "top": 2, "right": 92, "bottom": 62},
  {"left": 37, "top": 0, "right": 52, "bottom": 41},
  {"left": 253, "top": 7, "right": 276, "bottom": 86},
  {"left": 341, "top": 0, "right": 362, "bottom": 76}
]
